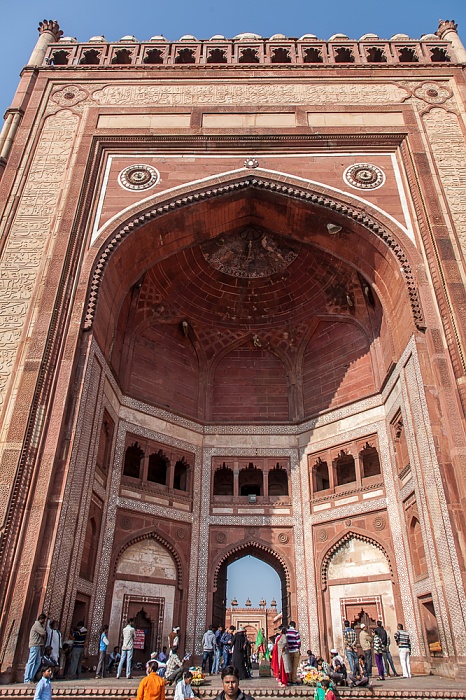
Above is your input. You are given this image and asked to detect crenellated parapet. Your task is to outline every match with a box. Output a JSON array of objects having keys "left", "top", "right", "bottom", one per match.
[{"left": 40, "top": 29, "right": 460, "bottom": 68}]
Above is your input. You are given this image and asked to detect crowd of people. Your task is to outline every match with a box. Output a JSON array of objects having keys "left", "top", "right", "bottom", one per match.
[
  {"left": 201, "top": 624, "right": 255, "bottom": 680},
  {"left": 269, "top": 619, "right": 412, "bottom": 689},
  {"left": 24, "top": 612, "right": 413, "bottom": 700}
]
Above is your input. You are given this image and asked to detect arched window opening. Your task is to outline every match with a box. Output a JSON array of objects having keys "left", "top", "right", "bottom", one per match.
[
  {"left": 430, "top": 47, "right": 450, "bottom": 62},
  {"left": 303, "top": 47, "right": 323, "bottom": 63},
  {"left": 112, "top": 49, "right": 132, "bottom": 65},
  {"left": 207, "top": 48, "right": 227, "bottom": 63},
  {"left": 51, "top": 50, "right": 70, "bottom": 65},
  {"left": 271, "top": 48, "right": 291, "bottom": 63},
  {"left": 409, "top": 516, "right": 428, "bottom": 578},
  {"left": 96, "top": 413, "right": 114, "bottom": 477},
  {"left": 334, "top": 450, "right": 356, "bottom": 486},
  {"left": 268, "top": 463, "right": 288, "bottom": 496},
  {"left": 239, "top": 463, "right": 263, "bottom": 496},
  {"left": 360, "top": 443, "right": 381, "bottom": 478},
  {"left": 123, "top": 442, "right": 144, "bottom": 478},
  {"left": 148, "top": 449, "right": 170, "bottom": 485},
  {"left": 80, "top": 517, "right": 96, "bottom": 580},
  {"left": 366, "top": 47, "right": 387, "bottom": 63},
  {"left": 313, "top": 457, "right": 330, "bottom": 492},
  {"left": 213, "top": 464, "right": 234, "bottom": 495},
  {"left": 80, "top": 49, "right": 101, "bottom": 65},
  {"left": 175, "top": 48, "right": 196, "bottom": 64},
  {"left": 398, "top": 47, "right": 418, "bottom": 62},
  {"left": 238, "top": 48, "right": 260, "bottom": 63},
  {"left": 173, "top": 457, "right": 189, "bottom": 491},
  {"left": 144, "top": 48, "right": 164, "bottom": 64},
  {"left": 334, "top": 47, "right": 354, "bottom": 63}
]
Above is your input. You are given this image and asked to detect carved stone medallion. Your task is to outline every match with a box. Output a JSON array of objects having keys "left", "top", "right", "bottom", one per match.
[
  {"left": 343, "top": 163, "right": 385, "bottom": 190},
  {"left": 118, "top": 164, "right": 160, "bottom": 191},
  {"left": 200, "top": 227, "right": 301, "bottom": 279}
]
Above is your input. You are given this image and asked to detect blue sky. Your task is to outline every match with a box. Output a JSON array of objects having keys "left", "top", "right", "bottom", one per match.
[
  {"left": 226, "top": 556, "right": 282, "bottom": 610},
  {"left": 1, "top": 1, "right": 466, "bottom": 117}
]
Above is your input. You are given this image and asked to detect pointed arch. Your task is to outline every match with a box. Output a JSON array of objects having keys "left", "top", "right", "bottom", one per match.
[
  {"left": 212, "top": 538, "right": 291, "bottom": 590},
  {"left": 321, "top": 530, "right": 394, "bottom": 590},
  {"left": 113, "top": 529, "right": 184, "bottom": 588},
  {"left": 83, "top": 172, "right": 426, "bottom": 335},
  {"left": 211, "top": 538, "right": 292, "bottom": 628}
]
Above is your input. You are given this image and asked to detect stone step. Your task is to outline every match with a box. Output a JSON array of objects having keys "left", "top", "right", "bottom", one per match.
[{"left": 0, "top": 684, "right": 465, "bottom": 700}]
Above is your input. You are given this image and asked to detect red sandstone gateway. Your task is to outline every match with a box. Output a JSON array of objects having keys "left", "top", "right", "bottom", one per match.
[{"left": 0, "top": 18, "right": 465, "bottom": 683}]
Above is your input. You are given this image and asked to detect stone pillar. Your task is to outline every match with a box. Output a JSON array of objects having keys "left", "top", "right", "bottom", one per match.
[
  {"left": 437, "top": 19, "right": 466, "bottom": 64},
  {"left": 0, "top": 110, "right": 23, "bottom": 162},
  {"left": 328, "top": 458, "right": 335, "bottom": 490},
  {"left": 141, "top": 453, "right": 149, "bottom": 482},
  {"left": 0, "top": 112, "right": 13, "bottom": 152},
  {"left": 27, "top": 19, "right": 63, "bottom": 67}
]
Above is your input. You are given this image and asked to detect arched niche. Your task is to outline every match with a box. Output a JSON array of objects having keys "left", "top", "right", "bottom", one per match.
[
  {"left": 213, "top": 465, "right": 234, "bottom": 496},
  {"left": 408, "top": 515, "right": 428, "bottom": 579},
  {"left": 322, "top": 535, "right": 397, "bottom": 658},
  {"left": 84, "top": 174, "right": 426, "bottom": 426},
  {"left": 238, "top": 463, "right": 264, "bottom": 496},
  {"left": 268, "top": 464, "right": 289, "bottom": 496},
  {"left": 116, "top": 539, "right": 177, "bottom": 580},
  {"left": 109, "top": 535, "right": 180, "bottom": 662}
]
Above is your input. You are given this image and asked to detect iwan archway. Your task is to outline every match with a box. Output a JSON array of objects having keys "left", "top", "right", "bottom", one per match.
[
  {"left": 211, "top": 542, "right": 291, "bottom": 630},
  {"left": 33, "top": 167, "right": 466, "bottom": 674}
]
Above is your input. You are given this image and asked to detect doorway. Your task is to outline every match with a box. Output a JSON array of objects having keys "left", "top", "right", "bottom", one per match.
[{"left": 212, "top": 544, "right": 290, "bottom": 630}]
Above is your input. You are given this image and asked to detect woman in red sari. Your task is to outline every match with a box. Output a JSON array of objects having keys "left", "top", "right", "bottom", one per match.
[
  {"left": 272, "top": 626, "right": 291, "bottom": 687},
  {"left": 271, "top": 635, "right": 279, "bottom": 680}
]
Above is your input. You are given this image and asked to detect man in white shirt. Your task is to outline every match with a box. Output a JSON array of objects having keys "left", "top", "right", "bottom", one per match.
[
  {"left": 116, "top": 618, "right": 136, "bottom": 679},
  {"left": 174, "top": 671, "right": 194, "bottom": 700}
]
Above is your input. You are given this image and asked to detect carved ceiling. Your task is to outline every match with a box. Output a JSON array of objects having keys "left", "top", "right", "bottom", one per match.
[{"left": 133, "top": 227, "right": 365, "bottom": 334}]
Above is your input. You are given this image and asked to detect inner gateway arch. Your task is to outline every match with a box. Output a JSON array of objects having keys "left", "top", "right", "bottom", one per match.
[{"left": 1, "top": 20, "right": 466, "bottom": 681}]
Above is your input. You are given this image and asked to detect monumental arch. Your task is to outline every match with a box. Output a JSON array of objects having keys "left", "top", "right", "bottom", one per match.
[{"left": 0, "top": 19, "right": 466, "bottom": 680}]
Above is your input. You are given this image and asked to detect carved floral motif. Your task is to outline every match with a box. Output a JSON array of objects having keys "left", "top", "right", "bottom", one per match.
[
  {"left": 51, "top": 86, "right": 88, "bottom": 107},
  {"left": 413, "top": 81, "right": 453, "bottom": 105}
]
